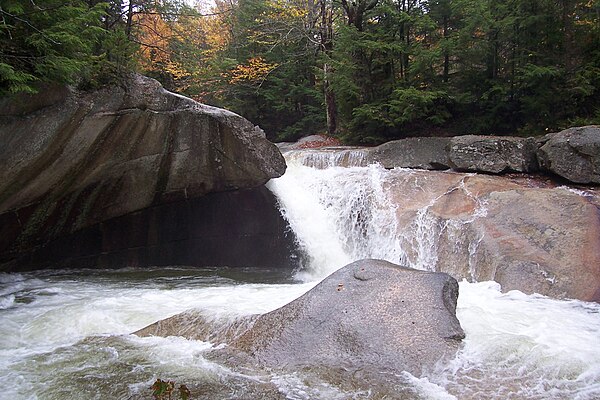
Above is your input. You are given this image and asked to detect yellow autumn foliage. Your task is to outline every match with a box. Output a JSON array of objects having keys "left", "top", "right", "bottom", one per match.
[{"left": 227, "top": 57, "right": 279, "bottom": 84}]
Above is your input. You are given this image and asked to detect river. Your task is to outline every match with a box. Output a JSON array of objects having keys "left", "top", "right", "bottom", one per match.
[{"left": 1, "top": 151, "right": 599, "bottom": 399}]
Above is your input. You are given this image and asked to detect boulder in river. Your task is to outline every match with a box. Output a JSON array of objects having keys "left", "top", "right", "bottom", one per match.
[
  {"left": 537, "top": 125, "right": 600, "bottom": 184},
  {"left": 366, "top": 135, "right": 539, "bottom": 174},
  {"left": 368, "top": 137, "right": 452, "bottom": 170},
  {"left": 137, "top": 259, "right": 465, "bottom": 380},
  {"left": 447, "top": 135, "right": 539, "bottom": 173}
]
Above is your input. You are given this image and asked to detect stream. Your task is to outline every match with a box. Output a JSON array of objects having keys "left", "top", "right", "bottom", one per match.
[{"left": 1, "top": 150, "right": 599, "bottom": 399}]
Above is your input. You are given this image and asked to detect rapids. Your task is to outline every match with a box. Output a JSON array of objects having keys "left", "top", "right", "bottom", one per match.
[{"left": 1, "top": 149, "right": 599, "bottom": 399}]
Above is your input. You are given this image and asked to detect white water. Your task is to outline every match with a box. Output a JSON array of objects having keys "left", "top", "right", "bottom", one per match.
[
  {"left": 1, "top": 149, "right": 600, "bottom": 399},
  {"left": 266, "top": 163, "right": 401, "bottom": 279},
  {"left": 266, "top": 158, "right": 487, "bottom": 279},
  {"left": 267, "top": 151, "right": 600, "bottom": 399}
]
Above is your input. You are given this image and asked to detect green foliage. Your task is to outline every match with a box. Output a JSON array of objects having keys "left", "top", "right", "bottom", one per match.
[
  {"left": 2, "top": 0, "right": 598, "bottom": 140},
  {"left": 0, "top": 62, "right": 36, "bottom": 94},
  {"left": 388, "top": 88, "right": 450, "bottom": 125},
  {"left": 0, "top": 0, "right": 116, "bottom": 94},
  {"left": 79, "top": 28, "right": 139, "bottom": 89},
  {"left": 200, "top": 0, "right": 326, "bottom": 140}
]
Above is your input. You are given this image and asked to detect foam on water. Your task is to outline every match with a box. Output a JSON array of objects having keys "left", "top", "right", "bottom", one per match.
[
  {"left": 0, "top": 269, "right": 318, "bottom": 399},
  {"left": 267, "top": 163, "right": 403, "bottom": 280},
  {"left": 283, "top": 147, "right": 370, "bottom": 169},
  {"left": 2, "top": 149, "right": 600, "bottom": 399},
  {"left": 1, "top": 270, "right": 600, "bottom": 398},
  {"left": 267, "top": 150, "right": 600, "bottom": 398},
  {"left": 425, "top": 281, "right": 600, "bottom": 399}
]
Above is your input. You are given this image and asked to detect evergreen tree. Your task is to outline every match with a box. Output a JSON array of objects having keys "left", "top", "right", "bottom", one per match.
[
  {"left": 0, "top": 0, "right": 108, "bottom": 94},
  {"left": 202, "top": 0, "right": 326, "bottom": 140},
  {"left": 2, "top": 0, "right": 598, "bottom": 140}
]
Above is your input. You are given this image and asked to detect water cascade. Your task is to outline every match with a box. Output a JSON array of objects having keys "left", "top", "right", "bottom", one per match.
[
  {"left": 267, "top": 153, "right": 489, "bottom": 280},
  {"left": 0, "top": 148, "right": 599, "bottom": 399}
]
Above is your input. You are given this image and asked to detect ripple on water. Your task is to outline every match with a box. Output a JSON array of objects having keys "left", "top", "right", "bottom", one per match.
[{"left": 1, "top": 270, "right": 600, "bottom": 400}]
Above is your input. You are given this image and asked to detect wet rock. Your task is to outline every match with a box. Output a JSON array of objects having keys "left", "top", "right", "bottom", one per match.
[
  {"left": 232, "top": 259, "right": 464, "bottom": 375},
  {"left": 138, "top": 259, "right": 465, "bottom": 378},
  {"left": 383, "top": 169, "right": 600, "bottom": 302},
  {"left": 448, "top": 135, "right": 539, "bottom": 173},
  {"left": 0, "top": 74, "right": 289, "bottom": 271},
  {"left": 5, "top": 186, "right": 302, "bottom": 270},
  {"left": 470, "top": 188, "right": 600, "bottom": 301},
  {"left": 366, "top": 135, "right": 539, "bottom": 174},
  {"left": 537, "top": 125, "right": 600, "bottom": 184},
  {"left": 368, "top": 137, "right": 452, "bottom": 170}
]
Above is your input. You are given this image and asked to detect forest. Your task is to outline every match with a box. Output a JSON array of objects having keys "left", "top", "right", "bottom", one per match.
[{"left": 1, "top": 0, "right": 599, "bottom": 143}]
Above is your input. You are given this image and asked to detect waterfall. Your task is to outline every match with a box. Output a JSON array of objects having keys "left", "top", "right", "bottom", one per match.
[
  {"left": 282, "top": 147, "right": 370, "bottom": 169},
  {"left": 266, "top": 148, "right": 600, "bottom": 399},
  {"left": 267, "top": 162, "right": 401, "bottom": 280},
  {"left": 267, "top": 150, "right": 487, "bottom": 281},
  {"left": 1, "top": 147, "right": 599, "bottom": 400}
]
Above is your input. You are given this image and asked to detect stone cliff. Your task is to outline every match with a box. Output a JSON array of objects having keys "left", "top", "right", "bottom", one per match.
[{"left": 0, "top": 75, "right": 299, "bottom": 271}]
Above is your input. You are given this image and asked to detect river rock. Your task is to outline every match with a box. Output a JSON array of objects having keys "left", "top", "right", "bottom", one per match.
[
  {"left": 368, "top": 137, "right": 452, "bottom": 170},
  {"left": 448, "top": 135, "right": 539, "bottom": 173},
  {"left": 233, "top": 259, "right": 464, "bottom": 374},
  {"left": 0, "top": 75, "right": 291, "bottom": 271},
  {"left": 383, "top": 169, "right": 600, "bottom": 302},
  {"left": 537, "top": 125, "right": 600, "bottom": 184},
  {"left": 365, "top": 135, "right": 539, "bottom": 174},
  {"left": 137, "top": 259, "right": 465, "bottom": 379},
  {"left": 277, "top": 134, "right": 342, "bottom": 151}
]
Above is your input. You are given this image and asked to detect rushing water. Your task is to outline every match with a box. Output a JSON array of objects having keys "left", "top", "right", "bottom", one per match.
[{"left": 1, "top": 150, "right": 600, "bottom": 399}]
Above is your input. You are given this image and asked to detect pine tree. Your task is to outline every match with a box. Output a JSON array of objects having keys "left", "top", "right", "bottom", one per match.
[{"left": 0, "top": 0, "right": 108, "bottom": 94}]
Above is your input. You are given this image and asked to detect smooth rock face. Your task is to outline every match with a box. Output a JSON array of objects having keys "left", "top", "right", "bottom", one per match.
[
  {"left": 537, "top": 125, "right": 600, "bottom": 184},
  {"left": 383, "top": 170, "right": 600, "bottom": 302},
  {"left": 0, "top": 75, "right": 288, "bottom": 271},
  {"left": 232, "top": 259, "right": 464, "bottom": 375},
  {"left": 366, "top": 135, "right": 539, "bottom": 174},
  {"left": 368, "top": 137, "right": 452, "bottom": 170},
  {"left": 137, "top": 259, "right": 464, "bottom": 379},
  {"left": 448, "top": 135, "right": 539, "bottom": 173}
]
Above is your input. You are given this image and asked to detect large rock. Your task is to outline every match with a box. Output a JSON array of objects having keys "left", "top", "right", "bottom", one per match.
[
  {"left": 382, "top": 169, "right": 600, "bottom": 301},
  {"left": 368, "top": 137, "right": 452, "bottom": 170},
  {"left": 137, "top": 259, "right": 464, "bottom": 379},
  {"left": 365, "top": 135, "right": 539, "bottom": 174},
  {"left": 537, "top": 125, "right": 600, "bottom": 184},
  {"left": 0, "top": 75, "right": 290, "bottom": 271},
  {"left": 232, "top": 259, "right": 464, "bottom": 373},
  {"left": 447, "top": 135, "right": 539, "bottom": 173}
]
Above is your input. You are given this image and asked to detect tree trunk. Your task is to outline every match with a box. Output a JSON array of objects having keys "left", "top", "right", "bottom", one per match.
[
  {"left": 443, "top": 15, "right": 449, "bottom": 82},
  {"left": 125, "top": 0, "right": 135, "bottom": 39},
  {"left": 319, "top": 0, "right": 337, "bottom": 136},
  {"left": 324, "top": 63, "right": 337, "bottom": 136}
]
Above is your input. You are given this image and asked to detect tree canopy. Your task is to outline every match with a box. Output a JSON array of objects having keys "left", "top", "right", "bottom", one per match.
[{"left": 1, "top": 0, "right": 599, "bottom": 143}]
